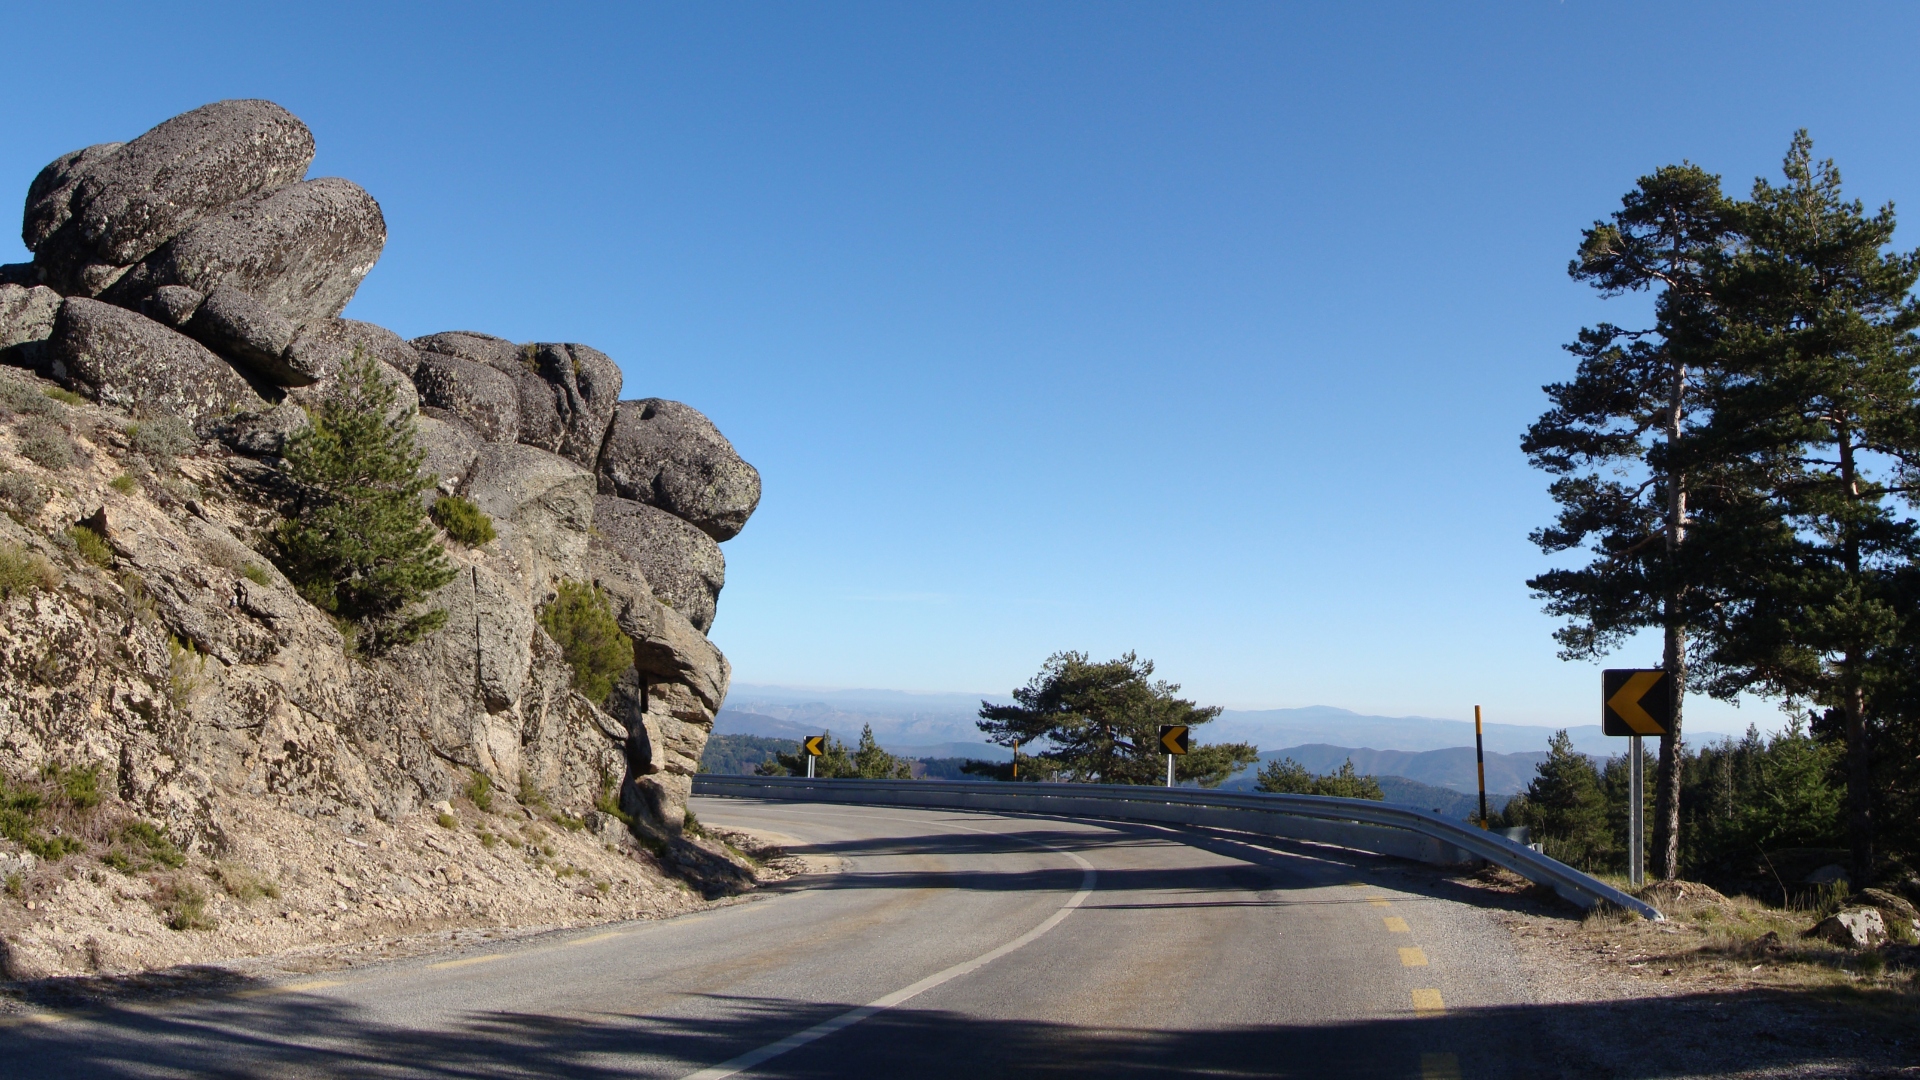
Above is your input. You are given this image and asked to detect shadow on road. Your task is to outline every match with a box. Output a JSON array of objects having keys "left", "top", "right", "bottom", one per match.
[{"left": 0, "top": 983, "right": 1903, "bottom": 1078}]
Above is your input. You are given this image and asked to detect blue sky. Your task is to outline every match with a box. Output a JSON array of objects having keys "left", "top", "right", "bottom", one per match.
[{"left": 6, "top": 3, "right": 1917, "bottom": 735}]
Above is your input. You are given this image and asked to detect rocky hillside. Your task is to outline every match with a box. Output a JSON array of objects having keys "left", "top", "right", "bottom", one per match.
[{"left": 0, "top": 101, "right": 763, "bottom": 978}]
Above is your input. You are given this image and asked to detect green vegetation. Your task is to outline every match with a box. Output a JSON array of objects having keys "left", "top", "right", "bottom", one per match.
[
  {"left": 0, "top": 774, "right": 84, "bottom": 861},
  {"left": 1529, "top": 133, "right": 1920, "bottom": 885},
  {"left": 436, "top": 812, "right": 458, "bottom": 830},
  {"left": 126, "top": 415, "right": 195, "bottom": 462},
  {"left": 0, "top": 540, "right": 59, "bottom": 597},
  {"left": 537, "top": 579, "right": 632, "bottom": 705},
  {"left": 430, "top": 494, "right": 496, "bottom": 546},
  {"left": 215, "top": 863, "right": 280, "bottom": 902},
  {"left": 700, "top": 734, "right": 801, "bottom": 775},
  {"left": 154, "top": 879, "right": 214, "bottom": 931},
  {"left": 42, "top": 386, "right": 85, "bottom": 407},
  {"left": 46, "top": 763, "right": 100, "bottom": 810},
  {"left": 465, "top": 772, "right": 494, "bottom": 812},
  {"left": 102, "top": 820, "right": 186, "bottom": 873},
  {"left": 271, "top": 351, "right": 454, "bottom": 654},
  {"left": 240, "top": 563, "right": 272, "bottom": 585},
  {"left": 20, "top": 420, "right": 73, "bottom": 470},
  {"left": 1254, "top": 757, "right": 1386, "bottom": 800},
  {"left": 0, "top": 471, "right": 46, "bottom": 518},
  {"left": 108, "top": 472, "right": 136, "bottom": 494},
  {"left": 972, "top": 652, "right": 1257, "bottom": 786},
  {"left": 67, "top": 523, "right": 112, "bottom": 567},
  {"left": 758, "top": 724, "right": 913, "bottom": 779},
  {"left": 167, "top": 635, "right": 204, "bottom": 711}
]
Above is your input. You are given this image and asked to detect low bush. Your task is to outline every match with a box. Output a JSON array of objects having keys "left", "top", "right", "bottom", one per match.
[
  {"left": 465, "top": 772, "right": 494, "bottom": 813},
  {"left": 42, "top": 387, "right": 85, "bottom": 407},
  {"left": 0, "top": 471, "right": 45, "bottom": 518},
  {"left": 103, "top": 820, "right": 186, "bottom": 873},
  {"left": 430, "top": 495, "right": 496, "bottom": 546},
  {"left": 67, "top": 524, "right": 112, "bottom": 567},
  {"left": 537, "top": 580, "right": 633, "bottom": 705},
  {"left": 19, "top": 420, "right": 73, "bottom": 470},
  {"left": 154, "top": 879, "right": 215, "bottom": 931},
  {"left": 0, "top": 541, "right": 59, "bottom": 597},
  {"left": 44, "top": 763, "right": 101, "bottom": 810},
  {"left": 215, "top": 863, "right": 280, "bottom": 902},
  {"left": 109, "top": 472, "right": 137, "bottom": 494},
  {"left": 126, "top": 416, "right": 195, "bottom": 462}
]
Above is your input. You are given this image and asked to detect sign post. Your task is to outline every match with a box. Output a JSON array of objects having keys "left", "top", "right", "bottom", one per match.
[
  {"left": 1602, "top": 669, "right": 1672, "bottom": 887},
  {"left": 1159, "top": 725, "right": 1190, "bottom": 788},
  {"left": 802, "top": 734, "right": 826, "bottom": 779},
  {"left": 1474, "top": 705, "right": 1487, "bottom": 829}
]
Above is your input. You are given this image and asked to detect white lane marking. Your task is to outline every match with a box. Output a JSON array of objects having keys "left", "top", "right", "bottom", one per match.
[{"left": 680, "top": 815, "right": 1098, "bottom": 1080}]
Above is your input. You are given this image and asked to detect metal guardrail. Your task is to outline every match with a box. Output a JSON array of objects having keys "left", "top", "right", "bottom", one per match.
[{"left": 693, "top": 774, "right": 1663, "bottom": 920}]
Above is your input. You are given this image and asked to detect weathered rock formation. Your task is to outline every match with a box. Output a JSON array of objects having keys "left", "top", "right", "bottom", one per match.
[{"left": 0, "top": 100, "right": 755, "bottom": 865}]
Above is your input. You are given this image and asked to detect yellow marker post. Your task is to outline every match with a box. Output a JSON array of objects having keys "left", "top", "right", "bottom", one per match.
[{"left": 1473, "top": 705, "right": 1487, "bottom": 829}]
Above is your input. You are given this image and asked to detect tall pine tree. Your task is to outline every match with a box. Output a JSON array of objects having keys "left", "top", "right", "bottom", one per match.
[
  {"left": 1523, "top": 165, "right": 1736, "bottom": 879},
  {"left": 1695, "top": 133, "right": 1920, "bottom": 886}
]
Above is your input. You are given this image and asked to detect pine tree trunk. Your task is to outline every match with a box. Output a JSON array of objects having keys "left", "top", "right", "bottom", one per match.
[
  {"left": 1655, "top": 621, "right": 1685, "bottom": 879},
  {"left": 1843, "top": 661, "right": 1874, "bottom": 887},
  {"left": 1653, "top": 360, "right": 1687, "bottom": 881}
]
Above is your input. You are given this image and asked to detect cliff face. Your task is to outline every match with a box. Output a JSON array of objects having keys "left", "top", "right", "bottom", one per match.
[{"left": 0, "top": 102, "right": 761, "bottom": 976}]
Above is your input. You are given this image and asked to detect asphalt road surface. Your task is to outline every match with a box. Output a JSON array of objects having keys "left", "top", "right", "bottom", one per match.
[{"left": 0, "top": 797, "right": 1566, "bottom": 1078}]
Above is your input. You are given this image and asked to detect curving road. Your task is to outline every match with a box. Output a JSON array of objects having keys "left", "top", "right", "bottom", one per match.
[{"left": 0, "top": 797, "right": 1563, "bottom": 1078}]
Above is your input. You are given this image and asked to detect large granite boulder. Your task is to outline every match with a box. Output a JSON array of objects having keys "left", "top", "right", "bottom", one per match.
[
  {"left": 417, "top": 563, "right": 536, "bottom": 714},
  {"left": 50, "top": 298, "right": 265, "bottom": 429},
  {"left": 511, "top": 343, "right": 623, "bottom": 468},
  {"left": 596, "top": 399, "right": 760, "bottom": 541},
  {"left": 138, "top": 284, "right": 204, "bottom": 328},
  {"left": 413, "top": 352, "right": 519, "bottom": 442},
  {"left": 591, "top": 495, "right": 724, "bottom": 632},
  {"left": 412, "top": 331, "right": 519, "bottom": 370},
  {"left": 26, "top": 101, "right": 313, "bottom": 276},
  {"left": 110, "top": 178, "right": 385, "bottom": 326},
  {"left": 187, "top": 284, "right": 302, "bottom": 382},
  {"left": 415, "top": 412, "right": 484, "bottom": 497},
  {"left": 460, "top": 443, "right": 595, "bottom": 589},
  {"left": 0, "top": 284, "right": 62, "bottom": 369},
  {"left": 288, "top": 318, "right": 419, "bottom": 380}
]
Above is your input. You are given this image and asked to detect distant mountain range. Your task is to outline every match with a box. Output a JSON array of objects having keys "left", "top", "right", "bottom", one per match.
[
  {"left": 720, "top": 684, "right": 1611, "bottom": 758},
  {"left": 1215, "top": 743, "right": 1548, "bottom": 797}
]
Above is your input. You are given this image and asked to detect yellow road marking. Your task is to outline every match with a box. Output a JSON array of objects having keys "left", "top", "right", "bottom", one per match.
[
  {"left": 1411, "top": 988, "right": 1445, "bottom": 1015},
  {"left": 428, "top": 954, "right": 506, "bottom": 971},
  {"left": 1399, "top": 947, "right": 1429, "bottom": 967},
  {"left": 1368, "top": 898, "right": 1391, "bottom": 907},
  {"left": 1383, "top": 916, "right": 1409, "bottom": 933},
  {"left": 232, "top": 979, "right": 344, "bottom": 999},
  {"left": 1421, "top": 1051, "right": 1462, "bottom": 1079},
  {"left": 562, "top": 931, "right": 624, "bottom": 948}
]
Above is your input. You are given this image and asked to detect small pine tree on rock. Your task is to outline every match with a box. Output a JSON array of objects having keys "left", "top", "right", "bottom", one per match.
[{"left": 272, "top": 350, "right": 455, "bottom": 653}]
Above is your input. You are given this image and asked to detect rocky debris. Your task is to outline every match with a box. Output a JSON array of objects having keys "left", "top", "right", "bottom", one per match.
[
  {"left": 1804, "top": 906, "right": 1887, "bottom": 949},
  {"left": 511, "top": 343, "right": 623, "bottom": 468},
  {"left": 414, "top": 351, "right": 520, "bottom": 443},
  {"left": 459, "top": 443, "right": 595, "bottom": 589},
  {"left": 188, "top": 285, "right": 303, "bottom": 382},
  {"left": 592, "top": 495, "right": 724, "bottom": 632},
  {"left": 1856, "top": 887, "right": 1920, "bottom": 933},
  {"left": 597, "top": 398, "right": 761, "bottom": 541},
  {"left": 416, "top": 412, "right": 484, "bottom": 496},
  {"left": 139, "top": 284, "right": 205, "bottom": 328},
  {"left": 51, "top": 297, "right": 266, "bottom": 430},
  {"left": 26, "top": 100, "right": 314, "bottom": 282},
  {"left": 110, "top": 177, "right": 386, "bottom": 327}
]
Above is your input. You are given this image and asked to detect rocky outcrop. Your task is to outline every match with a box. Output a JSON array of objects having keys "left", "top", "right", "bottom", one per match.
[
  {"left": 597, "top": 398, "right": 760, "bottom": 541},
  {"left": 110, "top": 177, "right": 386, "bottom": 326},
  {"left": 414, "top": 352, "right": 520, "bottom": 443},
  {"left": 51, "top": 298, "right": 266, "bottom": 429},
  {"left": 592, "top": 495, "right": 724, "bottom": 632},
  {"left": 26, "top": 101, "right": 314, "bottom": 291},
  {"left": 2, "top": 98, "right": 763, "bottom": 928},
  {"left": 511, "top": 343, "right": 623, "bottom": 468}
]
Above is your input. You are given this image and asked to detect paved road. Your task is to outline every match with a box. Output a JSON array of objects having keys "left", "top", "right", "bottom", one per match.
[{"left": 0, "top": 798, "right": 1561, "bottom": 1078}]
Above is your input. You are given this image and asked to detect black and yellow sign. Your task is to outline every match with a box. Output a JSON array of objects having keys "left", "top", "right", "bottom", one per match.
[
  {"left": 803, "top": 735, "right": 826, "bottom": 757},
  {"left": 1603, "top": 669, "right": 1671, "bottom": 736},
  {"left": 1159, "top": 725, "right": 1190, "bottom": 755}
]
